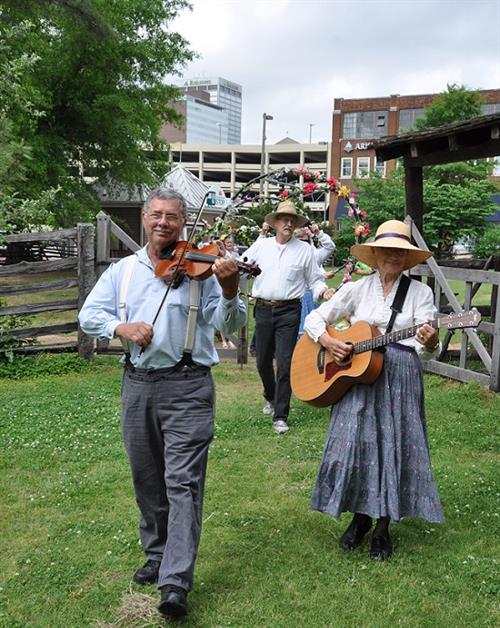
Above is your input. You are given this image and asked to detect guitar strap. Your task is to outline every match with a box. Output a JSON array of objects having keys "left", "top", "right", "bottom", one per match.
[{"left": 385, "top": 274, "right": 411, "bottom": 334}]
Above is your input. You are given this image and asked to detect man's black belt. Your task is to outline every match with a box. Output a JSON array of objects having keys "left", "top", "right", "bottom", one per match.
[
  {"left": 125, "top": 356, "right": 210, "bottom": 376},
  {"left": 256, "top": 298, "right": 301, "bottom": 307}
]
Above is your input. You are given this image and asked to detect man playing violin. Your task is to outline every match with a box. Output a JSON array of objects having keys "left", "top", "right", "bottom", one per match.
[{"left": 79, "top": 188, "right": 246, "bottom": 619}]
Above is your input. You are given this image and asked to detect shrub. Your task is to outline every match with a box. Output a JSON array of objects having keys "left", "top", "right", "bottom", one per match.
[
  {"left": 0, "top": 298, "right": 37, "bottom": 363},
  {"left": 472, "top": 224, "right": 500, "bottom": 258},
  {"left": 0, "top": 352, "right": 91, "bottom": 379}
]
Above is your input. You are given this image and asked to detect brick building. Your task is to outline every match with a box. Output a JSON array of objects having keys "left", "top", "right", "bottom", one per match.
[{"left": 330, "top": 89, "right": 500, "bottom": 221}]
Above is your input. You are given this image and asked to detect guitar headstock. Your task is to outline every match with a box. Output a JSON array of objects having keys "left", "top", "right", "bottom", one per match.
[{"left": 437, "top": 308, "right": 482, "bottom": 330}]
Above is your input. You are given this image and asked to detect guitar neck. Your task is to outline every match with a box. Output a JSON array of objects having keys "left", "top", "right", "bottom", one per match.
[{"left": 353, "top": 320, "right": 437, "bottom": 354}]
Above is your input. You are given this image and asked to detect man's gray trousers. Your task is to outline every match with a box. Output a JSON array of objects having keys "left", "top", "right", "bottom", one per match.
[{"left": 121, "top": 366, "right": 214, "bottom": 592}]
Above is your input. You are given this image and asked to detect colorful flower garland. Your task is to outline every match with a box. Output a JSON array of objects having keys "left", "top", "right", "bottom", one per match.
[{"left": 196, "top": 166, "right": 371, "bottom": 253}]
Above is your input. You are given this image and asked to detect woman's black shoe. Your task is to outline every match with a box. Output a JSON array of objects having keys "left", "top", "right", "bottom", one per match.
[
  {"left": 339, "top": 515, "right": 372, "bottom": 551},
  {"left": 370, "top": 533, "right": 393, "bottom": 560}
]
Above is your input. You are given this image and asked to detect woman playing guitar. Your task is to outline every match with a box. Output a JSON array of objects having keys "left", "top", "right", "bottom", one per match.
[{"left": 303, "top": 220, "right": 444, "bottom": 561}]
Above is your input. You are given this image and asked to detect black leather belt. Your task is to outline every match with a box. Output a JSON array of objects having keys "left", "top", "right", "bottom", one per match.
[
  {"left": 125, "top": 356, "right": 210, "bottom": 375},
  {"left": 256, "top": 298, "right": 301, "bottom": 307}
]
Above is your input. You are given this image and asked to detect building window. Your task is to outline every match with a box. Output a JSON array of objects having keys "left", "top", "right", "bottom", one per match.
[
  {"left": 399, "top": 108, "right": 425, "bottom": 131},
  {"left": 356, "top": 157, "right": 370, "bottom": 177},
  {"left": 342, "top": 113, "right": 357, "bottom": 139},
  {"left": 342, "top": 111, "right": 388, "bottom": 139},
  {"left": 341, "top": 157, "right": 353, "bottom": 178},
  {"left": 481, "top": 103, "right": 500, "bottom": 114},
  {"left": 375, "top": 158, "right": 386, "bottom": 177}
]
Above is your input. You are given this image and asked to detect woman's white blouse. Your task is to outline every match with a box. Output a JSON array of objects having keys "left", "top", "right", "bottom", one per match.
[{"left": 304, "top": 272, "right": 440, "bottom": 359}]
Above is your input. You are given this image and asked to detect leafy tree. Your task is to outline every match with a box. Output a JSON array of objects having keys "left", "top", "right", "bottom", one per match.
[
  {"left": 473, "top": 224, "right": 500, "bottom": 257},
  {"left": 415, "top": 83, "right": 482, "bottom": 129},
  {"left": 0, "top": 20, "right": 59, "bottom": 233},
  {"left": 0, "top": 0, "right": 193, "bottom": 229},
  {"left": 356, "top": 165, "right": 497, "bottom": 256}
]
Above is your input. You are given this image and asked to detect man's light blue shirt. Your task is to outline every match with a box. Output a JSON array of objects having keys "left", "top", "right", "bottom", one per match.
[{"left": 78, "top": 246, "right": 247, "bottom": 369}]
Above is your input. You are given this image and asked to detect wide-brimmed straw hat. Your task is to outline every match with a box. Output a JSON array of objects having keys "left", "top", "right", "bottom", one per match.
[
  {"left": 265, "top": 199, "right": 308, "bottom": 228},
  {"left": 351, "top": 220, "right": 432, "bottom": 271}
]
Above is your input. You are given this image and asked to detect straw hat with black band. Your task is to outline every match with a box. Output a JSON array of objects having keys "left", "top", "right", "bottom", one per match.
[
  {"left": 350, "top": 220, "right": 432, "bottom": 271},
  {"left": 265, "top": 199, "right": 308, "bottom": 229}
]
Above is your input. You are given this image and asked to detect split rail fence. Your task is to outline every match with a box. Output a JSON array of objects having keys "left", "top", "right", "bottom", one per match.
[
  {"left": 0, "top": 225, "right": 94, "bottom": 360},
  {"left": 1, "top": 215, "right": 498, "bottom": 391}
]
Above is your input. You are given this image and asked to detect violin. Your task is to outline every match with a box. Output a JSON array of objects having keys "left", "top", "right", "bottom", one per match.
[{"left": 155, "top": 240, "right": 260, "bottom": 285}]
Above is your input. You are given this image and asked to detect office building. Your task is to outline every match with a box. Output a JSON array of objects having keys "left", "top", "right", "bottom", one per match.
[
  {"left": 180, "top": 77, "right": 242, "bottom": 144},
  {"left": 159, "top": 90, "right": 229, "bottom": 145}
]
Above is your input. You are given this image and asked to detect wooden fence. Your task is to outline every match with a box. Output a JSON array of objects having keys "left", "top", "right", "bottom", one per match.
[
  {"left": 408, "top": 218, "right": 500, "bottom": 392},
  {"left": 0, "top": 225, "right": 95, "bottom": 360},
  {"left": 2, "top": 214, "right": 498, "bottom": 391}
]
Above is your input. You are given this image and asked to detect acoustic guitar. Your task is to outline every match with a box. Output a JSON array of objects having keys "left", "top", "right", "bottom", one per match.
[{"left": 291, "top": 309, "right": 482, "bottom": 408}]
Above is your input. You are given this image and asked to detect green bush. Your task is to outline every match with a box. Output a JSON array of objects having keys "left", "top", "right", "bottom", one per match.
[
  {"left": 0, "top": 298, "right": 37, "bottom": 362},
  {"left": 472, "top": 224, "right": 500, "bottom": 257},
  {"left": 0, "top": 352, "right": 91, "bottom": 379},
  {"left": 332, "top": 216, "right": 357, "bottom": 263}
]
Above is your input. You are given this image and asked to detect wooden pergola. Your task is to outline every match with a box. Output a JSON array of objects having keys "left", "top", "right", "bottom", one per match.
[
  {"left": 373, "top": 112, "right": 500, "bottom": 232},
  {"left": 372, "top": 113, "right": 500, "bottom": 392}
]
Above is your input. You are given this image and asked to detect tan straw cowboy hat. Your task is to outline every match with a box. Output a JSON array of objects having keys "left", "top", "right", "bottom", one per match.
[
  {"left": 351, "top": 220, "right": 433, "bottom": 271},
  {"left": 265, "top": 199, "right": 308, "bottom": 228}
]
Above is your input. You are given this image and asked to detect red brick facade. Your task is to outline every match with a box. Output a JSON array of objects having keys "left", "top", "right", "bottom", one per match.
[{"left": 329, "top": 89, "right": 500, "bottom": 221}]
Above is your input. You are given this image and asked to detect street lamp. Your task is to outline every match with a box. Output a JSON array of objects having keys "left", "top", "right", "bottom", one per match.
[
  {"left": 309, "top": 123, "right": 315, "bottom": 144},
  {"left": 259, "top": 113, "right": 273, "bottom": 198}
]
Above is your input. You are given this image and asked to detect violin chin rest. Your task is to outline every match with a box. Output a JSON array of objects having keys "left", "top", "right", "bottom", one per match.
[{"left": 159, "top": 242, "right": 176, "bottom": 260}]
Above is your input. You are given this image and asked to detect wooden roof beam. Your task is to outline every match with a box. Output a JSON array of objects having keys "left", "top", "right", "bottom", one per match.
[{"left": 403, "top": 138, "right": 500, "bottom": 167}]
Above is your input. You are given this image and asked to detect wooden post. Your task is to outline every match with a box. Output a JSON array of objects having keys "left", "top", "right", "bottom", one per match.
[
  {"left": 404, "top": 160, "right": 424, "bottom": 234},
  {"left": 237, "top": 276, "right": 249, "bottom": 365},
  {"left": 96, "top": 211, "right": 110, "bottom": 278},
  {"left": 77, "top": 223, "right": 95, "bottom": 361},
  {"left": 490, "top": 277, "right": 500, "bottom": 392}
]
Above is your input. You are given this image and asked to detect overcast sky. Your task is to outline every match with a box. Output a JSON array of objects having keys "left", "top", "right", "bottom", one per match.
[{"left": 171, "top": 0, "right": 500, "bottom": 145}]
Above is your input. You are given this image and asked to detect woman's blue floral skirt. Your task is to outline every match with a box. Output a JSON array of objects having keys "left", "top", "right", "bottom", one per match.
[{"left": 311, "top": 346, "right": 444, "bottom": 524}]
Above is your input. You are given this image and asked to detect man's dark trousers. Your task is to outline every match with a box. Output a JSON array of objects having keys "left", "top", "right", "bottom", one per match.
[
  {"left": 121, "top": 366, "right": 214, "bottom": 592},
  {"left": 254, "top": 301, "right": 301, "bottom": 421}
]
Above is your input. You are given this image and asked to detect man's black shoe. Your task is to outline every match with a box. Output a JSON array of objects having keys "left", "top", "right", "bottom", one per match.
[
  {"left": 339, "top": 515, "right": 372, "bottom": 551},
  {"left": 158, "top": 586, "right": 188, "bottom": 618},
  {"left": 132, "top": 559, "right": 161, "bottom": 585}
]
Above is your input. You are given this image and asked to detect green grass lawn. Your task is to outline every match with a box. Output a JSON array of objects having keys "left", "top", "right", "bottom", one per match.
[{"left": 0, "top": 357, "right": 498, "bottom": 627}]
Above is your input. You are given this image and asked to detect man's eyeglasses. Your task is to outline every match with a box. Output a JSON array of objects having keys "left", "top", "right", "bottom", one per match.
[{"left": 145, "top": 212, "right": 182, "bottom": 223}]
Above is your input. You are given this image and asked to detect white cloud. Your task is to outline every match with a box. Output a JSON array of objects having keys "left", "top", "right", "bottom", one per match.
[{"left": 169, "top": 0, "right": 500, "bottom": 144}]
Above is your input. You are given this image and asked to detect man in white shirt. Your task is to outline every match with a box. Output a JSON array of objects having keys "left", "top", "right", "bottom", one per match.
[{"left": 243, "top": 200, "right": 333, "bottom": 433}]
